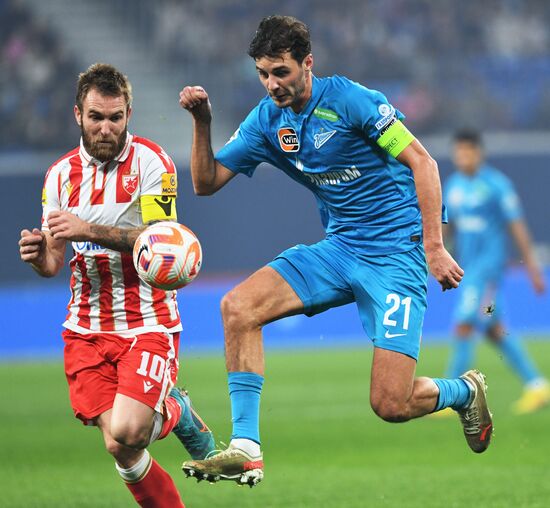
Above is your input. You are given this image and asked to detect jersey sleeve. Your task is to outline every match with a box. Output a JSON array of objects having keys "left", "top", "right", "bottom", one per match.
[
  {"left": 342, "top": 83, "right": 414, "bottom": 158},
  {"left": 41, "top": 166, "right": 61, "bottom": 231},
  {"left": 215, "top": 107, "right": 267, "bottom": 177},
  {"left": 139, "top": 146, "right": 178, "bottom": 224},
  {"left": 442, "top": 179, "right": 454, "bottom": 221},
  {"left": 497, "top": 177, "right": 523, "bottom": 222}
]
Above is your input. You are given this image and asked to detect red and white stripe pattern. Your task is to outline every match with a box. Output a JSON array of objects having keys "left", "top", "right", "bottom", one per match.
[{"left": 42, "top": 134, "right": 181, "bottom": 334}]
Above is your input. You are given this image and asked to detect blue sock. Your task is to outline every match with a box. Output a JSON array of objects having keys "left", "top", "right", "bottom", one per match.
[
  {"left": 228, "top": 372, "right": 264, "bottom": 444},
  {"left": 498, "top": 334, "right": 540, "bottom": 384},
  {"left": 432, "top": 378, "right": 472, "bottom": 411},
  {"left": 446, "top": 334, "right": 476, "bottom": 378}
]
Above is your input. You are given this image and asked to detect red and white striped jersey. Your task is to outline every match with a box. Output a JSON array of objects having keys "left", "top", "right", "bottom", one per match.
[{"left": 41, "top": 133, "right": 182, "bottom": 335}]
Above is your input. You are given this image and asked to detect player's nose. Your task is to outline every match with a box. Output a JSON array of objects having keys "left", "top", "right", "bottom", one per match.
[
  {"left": 266, "top": 76, "right": 280, "bottom": 92},
  {"left": 99, "top": 121, "right": 112, "bottom": 136}
]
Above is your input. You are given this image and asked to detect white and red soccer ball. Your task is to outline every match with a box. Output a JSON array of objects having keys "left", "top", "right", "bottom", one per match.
[{"left": 133, "top": 222, "right": 202, "bottom": 290}]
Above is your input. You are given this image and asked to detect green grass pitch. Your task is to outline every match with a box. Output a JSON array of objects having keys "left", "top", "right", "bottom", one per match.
[{"left": 2, "top": 339, "right": 550, "bottom": 507}]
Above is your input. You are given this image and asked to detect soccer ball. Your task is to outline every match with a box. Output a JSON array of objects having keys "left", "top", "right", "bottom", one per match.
[{"left": 133, "top": 222, "right": 202, "bottom": 290}]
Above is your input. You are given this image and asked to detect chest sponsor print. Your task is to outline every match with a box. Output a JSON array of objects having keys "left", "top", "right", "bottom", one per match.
[{"left": 278, "top": 127, "right": 300, "bottom": 152}]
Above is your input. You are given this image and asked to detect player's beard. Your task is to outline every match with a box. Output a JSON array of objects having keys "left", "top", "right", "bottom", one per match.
[
  {"left": 271, "top": 69, "right": 307, "bottom": 110},
  {"left": 81, "top": 124, "right": 128, "bottom": 163}
]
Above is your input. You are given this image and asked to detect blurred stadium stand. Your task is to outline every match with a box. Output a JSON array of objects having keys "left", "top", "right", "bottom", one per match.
[
  {"left": 0, "top": 0, "right": 80, "bottom": 151},
  {"left": 1, "top": 0, "right": 549, "bottom": 353},
  {"left": 3, "top": 0, "right": 550, "bottom": 155}
]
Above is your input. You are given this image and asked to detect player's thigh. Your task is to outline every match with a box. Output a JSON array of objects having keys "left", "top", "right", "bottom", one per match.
[
  {"left": 370, "top": 346, "right": 417, "bottom": 405},
  {"left": 264, "top": 239, "right": 355, "bottom": 319},
  {"left": 97, "top": 408, "right": 146, "bottom": 463},
  {"left": 351, "top": 244, "right": 428, "bottom": 360},
  {"left": 117, "top": 332, "right": 179, "bottom": 416},
  {"left": 223, "top": 265, "right": 306, "bottom": 326},
  {"left": 63, "top": 330, "right": 118, "bottom": 425},
  {"left": 110, "top": 393, "right": 157, "bottom": 444}
]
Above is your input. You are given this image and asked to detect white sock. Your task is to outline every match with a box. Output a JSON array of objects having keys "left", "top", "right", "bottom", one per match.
[
  {"left": 462, "top": 378, "right": 476, "bottom": 407},
  {"left": 526, "top": 377, "right": 549, "bottom": 390},
  {"left": 148, "top": 411, "right": 164, "bottom": 445},
  {"left": 230, "top": 438, "right": 261, "bottom": 457},
  {"left": 115, "top": 449, "right": 152, "bottom": 483}
]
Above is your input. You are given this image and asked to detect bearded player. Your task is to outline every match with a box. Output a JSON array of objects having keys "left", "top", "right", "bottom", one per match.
[
  {"left": 19, "top": 63, "right": 214, "bottom": 507},
  {"left": 178, "top": 16, "right": 494, "bottom": 487}
]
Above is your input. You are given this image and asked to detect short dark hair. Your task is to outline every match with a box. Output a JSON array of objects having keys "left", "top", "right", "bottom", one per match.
[
  {"left": 248, "top": 15, "right": 311, "bottom": 63},
  {"left": 76, "top": 63, "right": 132, "bottom": 112},
  {"left": 454, "top": 129, "right": 482, "bottom": 146}
]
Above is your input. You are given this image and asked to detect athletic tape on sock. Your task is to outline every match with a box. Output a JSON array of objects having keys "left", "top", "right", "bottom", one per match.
[{"left": 115, "top": 450, "right": 152, "bottom": 483}]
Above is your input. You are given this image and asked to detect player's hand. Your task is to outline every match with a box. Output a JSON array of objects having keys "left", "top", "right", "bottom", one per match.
[
  {"left": 179, "top": 86, "right": 212, "bottom": 123},
  {"left": 47, "top": 211, "right": 91, "bottom": 241},
  {"left": 425, "top": 245, "right": 464, "bottom": 291},
  {"left": 19, "top": 228, "right": 46, "bottom": 263}
]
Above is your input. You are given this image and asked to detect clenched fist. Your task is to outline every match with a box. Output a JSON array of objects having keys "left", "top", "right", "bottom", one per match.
[{"left": 179, "top": 85, "right": 212, "bottom": 123}]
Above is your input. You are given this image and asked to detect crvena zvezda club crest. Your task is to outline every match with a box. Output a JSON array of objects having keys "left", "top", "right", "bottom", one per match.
[{"left": 123, "top": 174, "right": 139, "bottom": 195}]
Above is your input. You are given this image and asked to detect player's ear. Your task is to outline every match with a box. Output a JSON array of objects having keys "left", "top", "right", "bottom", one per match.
[
  {"left": 74, "top": 105, "right": 82, "bottom": 126},
  {"left": 304, "top": 54, "right": 313, "bottom": 73},
  {"left": 127, "top": 105, "right": 133, "bottom": 122}
]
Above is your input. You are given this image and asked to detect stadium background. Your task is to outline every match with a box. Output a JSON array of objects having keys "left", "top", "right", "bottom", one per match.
[{"left": 1, "top": 0, "right": 550, "bottom": 506}]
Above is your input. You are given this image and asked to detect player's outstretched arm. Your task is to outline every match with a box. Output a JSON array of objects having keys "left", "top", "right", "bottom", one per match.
[
  {"left": 179, "top": 85, "right": 235, "bottom": 195},
  {"left": 509, "top": 219, "right": 546, "bottom": 294},
  {"left": 19, "top": 228, "right": 66, "bottom": 277},
  {"left": 47, "top": 210, "right": 145, "bottom": 252},
  {"left": 397, "top": 140, "right": 464, "bottom": 291}
]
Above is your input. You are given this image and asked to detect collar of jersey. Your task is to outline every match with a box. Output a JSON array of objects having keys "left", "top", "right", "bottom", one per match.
[
  {"left": 79, "top": 132, "right": 134, "bottom": 166},
  {"left": 284, "top": 75, "right": 326, "bottom": 119}
]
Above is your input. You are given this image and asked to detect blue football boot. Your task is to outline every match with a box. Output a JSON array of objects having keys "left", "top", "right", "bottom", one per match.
[{"left": 169, "top": 387, "right": 215, "bottom": 460}]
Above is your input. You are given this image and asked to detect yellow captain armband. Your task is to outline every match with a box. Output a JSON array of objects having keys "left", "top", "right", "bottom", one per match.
[
  {"left": 140, "top": 195, "right": 178, "bottom": 224},
  {"left": 376, "top": 119, "right": 415, "bottom": 158}
]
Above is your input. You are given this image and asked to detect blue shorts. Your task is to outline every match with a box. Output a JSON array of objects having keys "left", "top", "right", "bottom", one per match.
[
  {"left": 268, "top": 237, "right": 428, "bottom": 360},
  {"left": 453, "top": 273, "right": 503, "bottom": 329}
]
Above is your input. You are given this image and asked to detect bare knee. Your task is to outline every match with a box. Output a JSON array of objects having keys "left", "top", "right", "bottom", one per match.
[
  {"left": 370, "top": 395, "right": 411, "bottom": 423},
  {"left": 104, "top": 433, "right": 128, "bottom": 459},
  {"left": 110, "top": 421, "right": 151, "bottom": 450},
  {"left": 456, "top": 323, "right": 474, "bottom": 338},
  {"left": 486, "top": 324, "right": 504, "bottom": 344},
  {"left": 221, "top": 288, "right": 261, "bottom": 332},
  {"left": 103, "top": 433, "right": 146, "bottom": 469}
]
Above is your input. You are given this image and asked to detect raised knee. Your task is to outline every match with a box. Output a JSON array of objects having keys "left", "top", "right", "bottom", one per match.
[
  {"left": 110, "top": 423, "right": 150, "bottom": 450},
  {"left": 486, "top": 325, "right": 504, "bottom": 343},
  {"left": 104, "top": 434, "right": 127, "bottom": 458},
  {"left": 456, "top": 324, "right": 474, "bottom": 338},
  {"left": 221, "top": 289, "right": 256, "bottom": 328},
  {"left": 371, "top": 398, "right": 410, "bottom": 423}
]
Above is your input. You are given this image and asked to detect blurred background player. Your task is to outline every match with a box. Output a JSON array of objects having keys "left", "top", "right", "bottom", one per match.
[
  {"left": 18, "top": 63, "right": 214, "bottom": 508},
  {"left": 442, "top": 129, "right": 549, "bottom": 415},
  {"left": 179, "top": 15, "right": 494, "bottom": 486}
]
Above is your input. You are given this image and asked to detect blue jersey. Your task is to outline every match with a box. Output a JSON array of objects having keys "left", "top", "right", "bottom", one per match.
[
  {"left": 216, "top": 75, "right": 425, "bottom": 255},
  {"left": 444, "top": 165, "right": 522, "bottom": 278}
]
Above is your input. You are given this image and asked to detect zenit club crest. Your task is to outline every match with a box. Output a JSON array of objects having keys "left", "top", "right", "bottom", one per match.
[{"left": 277, "top": 127, "right": 300, "bottom": 152}]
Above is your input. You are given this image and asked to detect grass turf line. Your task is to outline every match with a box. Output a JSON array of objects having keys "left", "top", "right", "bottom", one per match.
[{"left": 1, "top": 340, "right": 550, "bottom": 507}]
